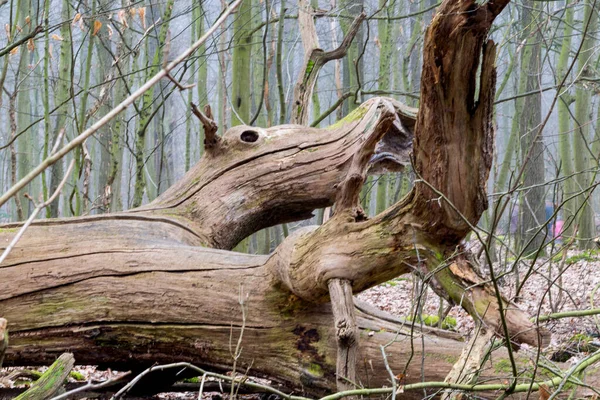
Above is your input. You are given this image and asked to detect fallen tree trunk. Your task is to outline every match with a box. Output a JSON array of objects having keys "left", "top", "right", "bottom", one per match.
[
  {"left": 2, "top": 0, "right": 599, "bottom": 397},
  {"left": 1, "top": 246, "right": 465, "bottom": 395}
]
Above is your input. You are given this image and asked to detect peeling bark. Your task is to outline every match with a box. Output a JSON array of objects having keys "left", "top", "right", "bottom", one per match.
[{"left": 0, "top": 0, "right": 578, "bottom": 395}]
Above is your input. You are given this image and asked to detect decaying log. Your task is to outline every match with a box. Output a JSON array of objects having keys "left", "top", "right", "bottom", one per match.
[
  {"left": 0, "top": 0, "right": 594, "bottom": 397},
  {"left": 14, "top": 353, "right": 74, "bottom": 400},
  {"left": 441, "top": 325, "right": 495, "bottom": 400}
]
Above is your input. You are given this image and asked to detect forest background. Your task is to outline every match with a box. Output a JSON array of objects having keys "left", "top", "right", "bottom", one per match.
[{"left": 0, "top": 0, "right": 598, "bottom": 256}]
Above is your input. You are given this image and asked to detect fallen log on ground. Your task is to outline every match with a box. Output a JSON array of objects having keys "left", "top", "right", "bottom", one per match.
[{"left": 1, "top": 0, "right": 599, "bottom": 397}]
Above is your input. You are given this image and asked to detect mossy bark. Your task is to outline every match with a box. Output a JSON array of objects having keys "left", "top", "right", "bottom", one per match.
[
  {"left": 0, "top": 0, "right": 580, "bottom": 395},
  {"left": 14, "top": 353, "right": 74, "bottom": 400}
]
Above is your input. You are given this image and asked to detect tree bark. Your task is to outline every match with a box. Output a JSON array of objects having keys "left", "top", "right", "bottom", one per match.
[
  {"left": 14, "top": 353, "right": 74, "bottom": 400},
  {"left": 1, "top": 0, "right": 591, "bottom": 396}
]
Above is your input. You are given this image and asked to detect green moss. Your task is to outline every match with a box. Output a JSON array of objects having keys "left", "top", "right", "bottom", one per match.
[
  {"left": 566, "top": 249, "right": 600, "bottom": 264},
  {"left": 0, "top": 227, "right": 18, "bottom": 234},
  {"left": 566, "top": 333, "right": 599, "bottom": 353},
  {"left": 494, "top": 359, "right": 513, "bottom": 373},
  {"left": 326, "top": 105, "right": 369, "bottom": 131},
  {"left": 423, "top": 315, "right": 439, "bottom": 326},
  {"left": 442, "top": 316, "right": 457, "bottom": 329},
  {"left": 570, "top": 333, "right": 593, "bottom": 343},
  {"left": 434, "top": 251, "right": 445, "bottom": 263},
  {"left": 444, "top": 355, "right": 459, "bottom": 364},
  {"left": 28, "top": 371, "right": 43, "bottom": 379},
  {"left": 406, "top": 314, "right": 456, "bottom": 330},
  {"left": 307, "top": 363, "right": 324, "bottom": 377},
  {"left": 425, "top": 352, "right": 458, "bottom": 364},
  {"left": 69, "top": 371, "right": 85, "bottom": 381},
  {"left": 305, "top": 59, "right": 316, "bottom": 79},
  {"left": 183, "top": 376, "right": 201, "bottom": 383}
]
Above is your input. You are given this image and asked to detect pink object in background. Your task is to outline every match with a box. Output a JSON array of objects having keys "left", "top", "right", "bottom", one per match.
[{"left": 553, "top": 220, "right": 564, "bottom": 239}]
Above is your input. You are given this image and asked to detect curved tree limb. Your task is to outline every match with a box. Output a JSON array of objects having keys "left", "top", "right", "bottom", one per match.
[{"left": 291, "top": 0, "right": 366, "bottom": 125}]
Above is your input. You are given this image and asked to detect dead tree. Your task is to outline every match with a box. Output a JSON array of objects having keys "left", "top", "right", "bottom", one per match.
[{"left": 1, "top": 0, "right": 596, "bottom": 397}]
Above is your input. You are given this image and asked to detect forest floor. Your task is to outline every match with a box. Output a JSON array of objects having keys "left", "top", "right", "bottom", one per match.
[
  {"left": 2, "top": 248, "right": 600, "bottom": 399},
  {"left": 358, "top": 247, "right": 600, "bottom": 349}
]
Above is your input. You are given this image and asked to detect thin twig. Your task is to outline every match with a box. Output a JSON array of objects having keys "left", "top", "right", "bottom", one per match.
[
  {"left": 49, "top": 371, "right": 131, "bottom": 400},
  {"left": 0, "top": 0, "right": 244, "bottom": 209},
  {"left": 0, "top": 159, "right": 75, "bottom": 264}
]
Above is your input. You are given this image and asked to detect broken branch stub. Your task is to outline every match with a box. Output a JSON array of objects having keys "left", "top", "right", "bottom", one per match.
[
  {"left": 191, "top": 103, "right": 220, "bottom": 152},
  {"left": 328, "top": 278, "right": 359, "bottom": 393}
]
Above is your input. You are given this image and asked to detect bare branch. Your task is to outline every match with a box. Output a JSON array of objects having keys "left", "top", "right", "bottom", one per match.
[
  {"left": 0, "top": 0, "right": 244, "bottom": 209},
  {"left": 291, "top": 5, "right": 366, "bottom": 125},
  {"left": 191, "top": 103, "right": 220, "bottom": 152},
  {"left": 49, "top": 372, "right": 131, "bottom": 400}
]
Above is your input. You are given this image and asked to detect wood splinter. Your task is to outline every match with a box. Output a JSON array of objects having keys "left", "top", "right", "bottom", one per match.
[
  {"left": 0, "top": 318, "right": 7, "bottom": 368},
  {"left": 190, "top": 102, "right": 220, "bottom": 151},
  {"left": 327, "top": 278, "right": 359, "bottom": 394}
]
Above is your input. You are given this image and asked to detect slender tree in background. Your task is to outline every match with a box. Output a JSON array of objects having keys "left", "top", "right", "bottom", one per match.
[
  {"left": 231, "top": 0, "right": 254, "bottom": 251},
  {"left": 375, "top": 0, "right": 392, "bottom": 215},
  {"left": 106, "top": 0, "right": 133, "bottom": 212},
  {"left": 339, "top": 0, "right": 363, "bottom": 114},
  {"left": 556, "top": 1, "right": 576, "bottom": 239},
  {"left": 231, "top": 0, "right": 252, "bottom": 126},
  {"left": 72, "top": 1, "right": 97, "bottom": 215},
  {"left": 96, "top": 0, "right": 115, "bottom": 212},
  {"left": 516, "top": 1, "right": 546, "bottom": 255},
  {"left": 15, "top": 0, "right": 34, "bottom": 218},
  {"left": 402, "top": 0, "right": 422, "bottom": 108},
  {"left": 48, "top": 0, "right": 72, "bottom": 217},
  {"left": 573, "top": 0, "right": 598, "bottom": 249},
  {"left": 132, "top": 0, "right": 175, "bottom": 207}
]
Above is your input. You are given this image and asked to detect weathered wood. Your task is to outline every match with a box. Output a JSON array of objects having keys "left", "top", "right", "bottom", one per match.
[
  {"left": 0, "top": 247, "right": 463, "bottom": 397},
  {"left": 0, "top": 0, "right": 587, "bottom": 396},
  {"left": 0, "top": 318, "right": 7, "bottom": 368},
  {"left": 327, "top": 279, "right": 358, "bottom": 393},
  {"left": 441, "top": 325, "right": 495, "bottom": 400},
  {"left": 14, "top": 353, "right": 74, "bottom": 400}
]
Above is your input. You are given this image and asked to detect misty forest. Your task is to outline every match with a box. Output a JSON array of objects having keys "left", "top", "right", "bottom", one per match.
[{"left": 1, "top": 0, "right": 600, "bottom": 398}]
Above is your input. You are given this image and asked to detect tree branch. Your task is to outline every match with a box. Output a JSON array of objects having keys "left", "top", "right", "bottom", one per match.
[
  {"left": 0, "top": 0, "right": 243, "bottom": 209},
  {"left": 291, "top": 4, "right": 366, "bottom": 125}
]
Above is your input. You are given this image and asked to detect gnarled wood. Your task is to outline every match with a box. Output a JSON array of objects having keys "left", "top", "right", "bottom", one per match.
[
  {"left": 0, "top": 0, "right": 586, "bottom": 396},
  {"left": 328, "top": 279, "right": 358, "bottom": 392}
]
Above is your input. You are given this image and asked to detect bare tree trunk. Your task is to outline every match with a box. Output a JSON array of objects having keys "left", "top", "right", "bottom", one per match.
[
  {"left": 573, "top": 0, "right": 599, "bottom": 249},
  {"left": 518, "top": 0, "right": 546, "bottom": 255}
]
